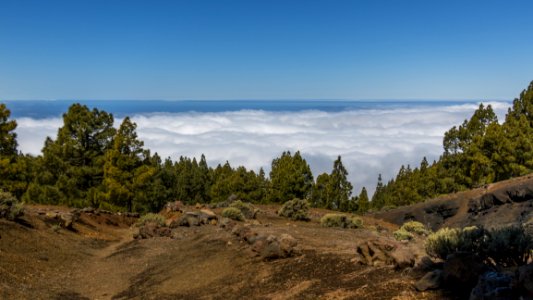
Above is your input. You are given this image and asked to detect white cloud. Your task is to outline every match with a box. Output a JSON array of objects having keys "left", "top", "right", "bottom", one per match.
[{"left": 14, "top": 102, "right": 511, "bottom": 196}]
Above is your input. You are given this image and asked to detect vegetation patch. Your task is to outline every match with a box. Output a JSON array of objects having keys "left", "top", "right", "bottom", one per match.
[
  {"left": 393, "top": 228, "right": 414, "bottom": 241},
  {"left": 425, "top": 225, "right": 533, "bottom": 267},
  {"left": 221, "top": 207, "right": 245, "bottom": 221},
  {"left": 320, "top": 213, "right": 363, "bottom": 229},
  {"left": 137, "top": 213, "right": 166, "bottom": 227},
  {"left": 278, "top": 198, "right": 310, "bottom": 221},
  {"left": 229, "top": 200, "right": 257, "bottom": 219},
  {"left": 0, "top": 191, "right": 24, "bottom": 221}
]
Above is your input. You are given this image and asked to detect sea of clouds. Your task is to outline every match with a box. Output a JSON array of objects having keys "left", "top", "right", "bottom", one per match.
[{"left": 14, "top": 102, "right": 511, "bottom": 196}]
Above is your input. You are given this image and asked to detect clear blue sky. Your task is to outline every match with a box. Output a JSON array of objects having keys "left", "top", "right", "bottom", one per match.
[{"left": 1, "top": 0, "right": 532, "bottom": 100}]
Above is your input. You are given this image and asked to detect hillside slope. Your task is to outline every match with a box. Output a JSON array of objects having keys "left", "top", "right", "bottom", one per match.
[
  {"left": 0, "top": 204, "right": 444, "bottom": 299},
  {"left": 374, "top": 174, "right": 533, "bottom": 231}
]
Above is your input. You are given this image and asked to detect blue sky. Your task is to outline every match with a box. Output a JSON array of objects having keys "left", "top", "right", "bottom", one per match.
[{"left": 1, "top": 0, "right": 532, "bottom": 100}]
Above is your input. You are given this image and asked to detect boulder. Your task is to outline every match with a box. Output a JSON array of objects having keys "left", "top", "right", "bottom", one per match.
[
  {"left": 470, "top": 272, "right": 514, "bottom": 300},
  {"left": 415, "top": 270, "right": 443, "bottom": 291},
  {"left": 354, "top": 238, "right": 415, "bottom": 269},
  {"left": 248, "top": 234, "right": 298, "bottom": 260},
  {"left": 442, "top": 253, "right": 489, "bottom": 291},
  {"left": 518, "top": 263, "right": 533, "bottom": 296},
  {"left": 165, "top": 201, "right": 184, "bottom": 213},
  {"left": 135, "top": 222, "right": 171, "bottom": 239},
  {"left": 59, "top": 213, "right": 76, "bottom": 229},
  {"left": 173, "top": 212, "right": 202, "bottom": 227}
]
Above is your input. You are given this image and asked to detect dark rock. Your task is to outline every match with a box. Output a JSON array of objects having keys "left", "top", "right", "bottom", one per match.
[
  {"left": 415, "top": 270, "right": 443, "bottom": 291},
  {"left": 518, "top": 263, "right": 533, "bottom": 296},
  {"left": 442, "top": 253, "right": 489, "bottom": 291},
  {"left": 470, "top": 271, "right": 514, "bottom": 300},
  {"left": 414, "top": 256, "right": 440, "bottom": 273}
]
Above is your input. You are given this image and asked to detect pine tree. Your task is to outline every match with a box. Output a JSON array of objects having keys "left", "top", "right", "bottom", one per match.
[
  {"left": 103, "top": 117, "right": 155, "bottom": 212},
  {"left": 357, "top": 187, "right": 369, "bottom": 213},
  {"left": 268, "top": 151, "right": 313, "bottom": 202}
]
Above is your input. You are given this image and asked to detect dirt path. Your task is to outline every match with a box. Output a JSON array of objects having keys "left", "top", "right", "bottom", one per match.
[{"left": 68, "top": 227, "right": 135, "bottom": 300}]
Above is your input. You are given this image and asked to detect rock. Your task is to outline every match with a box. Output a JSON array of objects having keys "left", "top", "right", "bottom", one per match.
[
  {"left": 390, "top": 247, "right": 415, "bottom": 270},
  {"left": 135, "top": 222, "right": 171, "bottom": 239},
  {"left": 165, "top": 201, "right": 184, "bottom": 213},
  {"left": 415, "top": 270, "right": 443, "bottom": 291},
  {"left": 173, "top": 212, "right": 203, "bottom": 227},
  {"left": 231, "top": 225, "right": 257, "bottom": 244},
  {"left": 355, "top": 238, "right": 415, "bottom": 269},
  {"left": 59, "top": 213, "right": 75, "bottom": 229},
  {"left": 442, "top": 253, "right": 489, "bottom": 291},
  {"left": 253, "top": 234, "right": 298, "bottom": 260},
  {"left": 210, "top": 219, "right": 218, "bottom": 226},
  {"left": 219, "top": 217, "right": 235, "bottom": 229},
  {"left": 278, "top": 234, "right": 297, "bottom": 255},
  {"left": 200, "top": 209, "right": 216, "bottom": 218},
  {"left": 414, "top": 256, "right": 439, "bottom": 273},
  {"left": 518, "top": 263, "right": 533, "bottom": 296},
  {"left": 470, "top": 271, "right": 513, "bottom": 300}
]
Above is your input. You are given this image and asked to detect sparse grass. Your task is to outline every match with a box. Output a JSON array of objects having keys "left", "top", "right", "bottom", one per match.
[
  {"left": 137, "top": 213, "right": 166, "bottom": 227},
  {"left": 222, "top": 207, "right": 245, "bottom": 221},
  {"left": 278, "top": 198, "right": 310, "bottom": 221},
  {"left": 320, "top": 213, "right": 363, "bottom": 229}
]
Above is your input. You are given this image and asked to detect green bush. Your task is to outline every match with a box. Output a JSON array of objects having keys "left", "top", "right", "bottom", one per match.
[
  {"left": 393, "top": 228, "right": 414, "bottom": 241},
  {"left": 222, "top": 207, "right": 245, "bottom": 221},
  {"left": 229, "top": 200, "right": 256, "bottom": 219},
  {"left": 400, "top": 221, "right": 429, "bottom": 236},
  {"left": 278, "top": 198, "right": 310, "bottom": 221},
  {"left": 0, "top": 191, "right": 24, "bottom": 221},
  {"left": 320, "top": 213, "right": 363, "bottom": 229},
  {"left": 137, "top": 213, "right": 166, "bottom": 227},
  {"left": 425, "top": 225, "right": 533, "bottom": 267},
  {"left": 486, "top": 226, "right": 533, "bottom": 267}
]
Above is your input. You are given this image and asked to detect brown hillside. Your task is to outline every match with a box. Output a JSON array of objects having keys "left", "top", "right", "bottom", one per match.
[{"left": 373, "top": 174, "right": 533, "bottom": 231}]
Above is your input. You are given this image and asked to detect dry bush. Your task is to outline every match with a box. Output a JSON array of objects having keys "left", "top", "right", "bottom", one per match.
[
  {"left": 222, "top": 207, "right": 245, "bottom": 221},
  {"left": 278, "top": 198, "right": 310, "bottom": 221},
  {"left": 229, "top": 200, "right": 257, "bottom": 219},
  {"left": 320, "top": 213, "right": 363, "bottom": 229}
]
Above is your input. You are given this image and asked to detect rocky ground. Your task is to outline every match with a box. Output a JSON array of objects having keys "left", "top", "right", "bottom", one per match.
[
  {"left": 3, "top": 174, "right": 533, "bottom": 299},
  {"left": 0, "top": 203, "right": 445, "bottom": 299}
]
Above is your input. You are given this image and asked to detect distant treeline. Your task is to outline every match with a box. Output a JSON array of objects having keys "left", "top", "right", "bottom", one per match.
[
  {"left": 0, "top": 103, "right": 366, "bottom": 213},
  {"left": 1, "top": 81, "right": 532, "bottom": 213},
  {"left": 371, "top": 81, "right": 533, "bottom": 209}
]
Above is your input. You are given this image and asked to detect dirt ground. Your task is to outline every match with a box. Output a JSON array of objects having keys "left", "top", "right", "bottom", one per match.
[{"left": 0, "top": 204, "right": 447, "bottom": 300}]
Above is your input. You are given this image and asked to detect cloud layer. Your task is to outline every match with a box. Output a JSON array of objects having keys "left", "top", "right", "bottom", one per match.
[{"left": 15, "top": 102, "right": 510, "bottom": 196}]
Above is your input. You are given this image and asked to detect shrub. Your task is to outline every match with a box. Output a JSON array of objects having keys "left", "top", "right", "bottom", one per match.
[
  {"left": 229, "top": 200, "right": 256, "bottom": 219},
  {"left": 400, "top": 221, "right": 429, "bottom": 236},
  {"left": 425, "top": 227, "right": 462, "bottom": 260},
  {"left": 425, "top": 225, "right": 533, "bottom": 267},
  {"left": 278, "top": 198, "right": 310, "bottom": 221},
  {"left": 320, "top": 213, "right": 363, "bottom": 229},
  {"left": 222, "top": 207, "right": 245, "bottom": 221},
  {"left": 0, "top": 191, "right": 24, "bottom": 221},
  {"left": 486, "top": 226, "right": 533, "bottom": 267},
  {"left": 393, "top": 228, "right": 414, "bottom": 241},
  {"left": 137, "top": 213, "right": 166, "bottom": 227}
]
